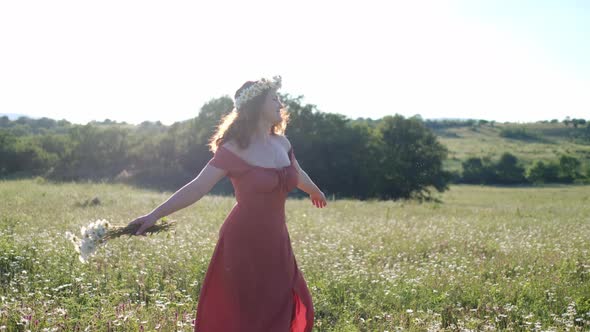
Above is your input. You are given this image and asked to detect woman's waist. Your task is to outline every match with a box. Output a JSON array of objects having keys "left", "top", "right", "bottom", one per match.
[{"left": 219, "top": 205, "right": 285, "bottom": 232}]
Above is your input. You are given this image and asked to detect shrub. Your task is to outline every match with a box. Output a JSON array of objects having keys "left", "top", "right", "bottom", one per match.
[
  {"left": 527, "top": 161, "right": 560, "bottom": 184},
  {"left": 499, "top": 127, "right": 541, "bottom": 141}
]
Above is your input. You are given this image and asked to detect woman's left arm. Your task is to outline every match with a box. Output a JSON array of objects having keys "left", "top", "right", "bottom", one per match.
[
  {"left": 281, "top": 135, "right": 327, "bottom": 208},
  {"left": 292, "top": 157, "right": 327, "bottom": 208}
]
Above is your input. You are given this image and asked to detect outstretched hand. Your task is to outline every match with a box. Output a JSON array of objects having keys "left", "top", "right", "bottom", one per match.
[
  {"left": 310, "top": 190, "right": 327, "bottom": 208},
  {"left": 127, "top": 214, "right": 158, "bottom": 236}
]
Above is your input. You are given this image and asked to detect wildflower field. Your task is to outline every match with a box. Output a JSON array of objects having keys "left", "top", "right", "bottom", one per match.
[{"left": 1, "top": 179, "right": 589, "bottom": 331}]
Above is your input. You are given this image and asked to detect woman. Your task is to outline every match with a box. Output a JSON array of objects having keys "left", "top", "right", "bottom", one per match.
[{"left": 128, "top": 75, "right": 327, "bottom": 331}]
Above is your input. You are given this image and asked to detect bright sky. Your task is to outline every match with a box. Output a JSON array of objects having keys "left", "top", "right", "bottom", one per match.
[{"left": 1, "top": 0, "right": 588, "bottom": 125}]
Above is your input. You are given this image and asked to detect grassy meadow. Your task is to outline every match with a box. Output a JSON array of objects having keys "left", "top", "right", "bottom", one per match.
[{"left": 1, "top": 178, "right": 589, "bottom": 331}]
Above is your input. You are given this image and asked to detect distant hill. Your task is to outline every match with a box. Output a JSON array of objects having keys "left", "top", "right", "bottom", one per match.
[
  {"left": 431, "top": 121, "right": 590, "bottom": 172},
  {"left": 0, "top": 113, "right": 37, "bottom": 120}
]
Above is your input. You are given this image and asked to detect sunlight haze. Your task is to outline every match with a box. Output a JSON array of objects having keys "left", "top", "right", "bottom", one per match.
[{"left": 1, "top": 0, "right": 588, "bottom": 125}]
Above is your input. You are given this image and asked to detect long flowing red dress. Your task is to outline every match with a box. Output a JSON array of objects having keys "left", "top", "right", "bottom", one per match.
[{"left": 193, "top": 144, "right": 314, "bottom": 332}]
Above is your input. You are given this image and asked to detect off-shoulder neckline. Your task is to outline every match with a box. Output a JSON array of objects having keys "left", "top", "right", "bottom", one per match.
[{"left": 219, "top": 145, "right": 294, "bottom": 171}]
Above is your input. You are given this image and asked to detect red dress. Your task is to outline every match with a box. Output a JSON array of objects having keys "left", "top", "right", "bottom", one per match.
[{"left": 193, "top": 144, "right": 314, "bottom": 332}]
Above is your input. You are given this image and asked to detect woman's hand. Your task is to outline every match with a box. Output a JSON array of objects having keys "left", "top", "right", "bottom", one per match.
[
  {"left": 128, "top": 213, "right": 158, "bottom": 236},
  {"left": 309, "top": 190, "right": 327, "bottom": 208}
]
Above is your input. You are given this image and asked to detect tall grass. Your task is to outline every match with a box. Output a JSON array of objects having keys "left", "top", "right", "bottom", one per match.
[{"left": 1, "top": 179, "right": 589, "bottom": 331}]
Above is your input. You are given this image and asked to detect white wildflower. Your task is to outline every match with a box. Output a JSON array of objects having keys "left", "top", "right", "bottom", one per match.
[{"left": 65, "top": 218, "right": 175, "bottom": 263}]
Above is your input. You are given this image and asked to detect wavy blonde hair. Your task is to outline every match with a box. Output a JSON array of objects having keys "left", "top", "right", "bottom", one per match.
[{"left": 208, "top": 80, "right": 290, "bottom": 153}]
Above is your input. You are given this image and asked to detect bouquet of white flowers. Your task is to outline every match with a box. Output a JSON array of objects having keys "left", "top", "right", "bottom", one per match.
[{"left": 65, "top": 218, "right": 176, "bottom": 263}]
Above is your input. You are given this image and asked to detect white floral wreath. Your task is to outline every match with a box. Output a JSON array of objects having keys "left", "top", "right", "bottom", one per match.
[{"left": 234, "top": 75, "right": 282, "bottom": 110}]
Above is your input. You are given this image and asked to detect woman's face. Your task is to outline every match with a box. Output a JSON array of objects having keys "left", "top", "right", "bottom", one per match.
[{"left": 260, "top": 90, "right": 284, "bottom": 125}]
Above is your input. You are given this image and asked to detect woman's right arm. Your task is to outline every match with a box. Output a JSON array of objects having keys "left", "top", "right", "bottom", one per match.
[{"left": 129, "top": 164, "right": 228, "bottom": 235}]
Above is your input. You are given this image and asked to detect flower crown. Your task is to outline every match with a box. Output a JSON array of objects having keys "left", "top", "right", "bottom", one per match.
[{"left": 234, "top": 75, "right": 282, "bottom": 110}]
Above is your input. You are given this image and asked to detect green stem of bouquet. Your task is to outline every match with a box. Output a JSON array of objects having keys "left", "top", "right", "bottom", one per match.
[{"left": 104, "top": 218, "right": 176, "bottom": 240}]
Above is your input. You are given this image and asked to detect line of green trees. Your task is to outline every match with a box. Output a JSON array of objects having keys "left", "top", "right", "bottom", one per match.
[
  {"left": 0, "top": 94, "right": 453, "bottom": 201},
  {"left": 457, "top": 152, "right": 590, "bottom": 185},
  {"left": 2, "top": 97, "right": 589, "bottom": 198}
]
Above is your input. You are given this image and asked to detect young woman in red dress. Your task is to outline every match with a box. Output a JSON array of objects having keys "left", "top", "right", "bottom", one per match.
[{"left": 129, "top": 75, "right": 327, "bottom": 331}]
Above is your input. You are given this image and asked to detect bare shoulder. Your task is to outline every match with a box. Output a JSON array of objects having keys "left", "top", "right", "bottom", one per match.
[
  {"left": 273, "top": 134, "right": 292, "bottom": 152},
  {"left": 220, "top": 139, "right": 238, "bottom": 152}
]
